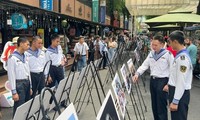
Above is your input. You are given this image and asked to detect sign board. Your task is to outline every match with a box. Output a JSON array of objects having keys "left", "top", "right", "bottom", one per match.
[
  {"left": 40, "top": 0, "right": 53, "bottom": 11},
  {"left": 92, "top": 0, "right": 99, "bottom": 22}
]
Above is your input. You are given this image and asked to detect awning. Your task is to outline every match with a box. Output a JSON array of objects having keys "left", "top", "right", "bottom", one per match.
[
  {"left": 125, "top": 0, "right": 199, "bottom": 16},
  {"left": 148, "top": 24, "right": 181, "bottom": 31},
  {"left": 152, "top": 24, "right": 180, "bottom": 28},
  {"left": 168, "top": 3, "right": 197, "bottom": 13},
  {"left": 145, "top": 13, "right": 200, "bottom": 26}
]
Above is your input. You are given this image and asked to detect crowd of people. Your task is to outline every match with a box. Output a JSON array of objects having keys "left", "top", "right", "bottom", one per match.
[
  {"left": 73, "top": 31, "right": 130, "bottom": 71},
  {"left": 2, "top": 31, "right": 131, "bottom": 117},
  {"left": 2, "top": 29, "right": 200, "bottom": 120}
]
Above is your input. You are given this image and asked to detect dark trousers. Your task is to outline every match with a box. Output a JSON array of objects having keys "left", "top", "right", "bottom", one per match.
[
  {"left": 13, "top": 80, "right": 31, "bottom": 116},
  {"left": 169, "top": 85, "right": 190, "bottom": 120},
  {"left": 150, "top": 77, "right": 168, "bottom": 120},
  {"left": 88, "top": 51, "right": 94, "bottom": 64},
  {"left": 48, "top": 65, "right": 64, "bottom": 88},
  {"left": 30, "top": 72, "right": 45, "bottom": 97},
  {"left": 99, "top": 52, "right": 107, "bottom": 69}
]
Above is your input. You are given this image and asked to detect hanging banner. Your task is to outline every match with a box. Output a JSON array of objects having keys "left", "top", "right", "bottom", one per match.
[
  {"left": 92, "top": 0, "right": 99, "bottom": 22},
  {"left": 100, "top": 0, "right": 106, "bottom": 24},
  {"left": 40, "top": 0, "right": 53, "bottom": 11}
]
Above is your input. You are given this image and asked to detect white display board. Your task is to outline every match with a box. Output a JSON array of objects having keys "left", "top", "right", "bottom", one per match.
[{"left": 56, "top": 103, "right": 78, "bottom": 120}]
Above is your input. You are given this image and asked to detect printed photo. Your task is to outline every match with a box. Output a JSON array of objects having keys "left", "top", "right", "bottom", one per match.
[
  {"left": 127, "top": 58, "right": 136, "bottom": 76},
  {"left": 112, "top": 73, "right": 126, "bottom": 119},
  {"left": 120, "top": 64, "right": 131, "bottom": 94}
]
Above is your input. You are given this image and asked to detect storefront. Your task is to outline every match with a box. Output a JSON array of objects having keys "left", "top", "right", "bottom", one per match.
[{"left": 0, "top": 0, "right": 125, "bottom": 75}]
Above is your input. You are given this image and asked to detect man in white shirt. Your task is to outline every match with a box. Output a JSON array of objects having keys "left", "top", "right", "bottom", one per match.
[
  {"left": 46, "top": 34, "right": 65, "bottom": 87},
  {"left": 26, "top": 36, "right": 47, "bottom": 97},
  {"left": 168, "top": 31, "right": 192, "bottom": 120},
  {"left": 7, "top": 37, "right": 32, "bottom": 116},
  {"left": 74, "top": 36, "right": 89, "bottom": 71},
  {"left": 132, "top": 34, "right": 174, "bottom": 120}
]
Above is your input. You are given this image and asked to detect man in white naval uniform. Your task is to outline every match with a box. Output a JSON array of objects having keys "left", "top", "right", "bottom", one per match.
[
  {"left": 7, "top": 37, "right": 32, "bottom": 116},
  {"left": 132, "top": 34, "right": 174, "bottom": 120},
  {"left": 26, "top": 36, "right": 48, "bottom": 97},
  {"left": 168, "top": 31, "right": 192, "bottom": 120},
  {"left": 45, "top": 34, "right": 65, "bottom": 88}
]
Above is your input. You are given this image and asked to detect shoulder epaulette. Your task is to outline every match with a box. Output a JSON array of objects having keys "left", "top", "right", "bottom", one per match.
[{"left": 180, "top": 55, "right": 185, "bottom": 60}]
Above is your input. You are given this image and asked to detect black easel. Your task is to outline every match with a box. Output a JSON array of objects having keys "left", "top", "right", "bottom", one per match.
[
  {"left": 39, "top": 87, "right": 61, "bottom": 120},
  {"left": 26, "top": 60, "right": 52, "bottom": 120},
  {"left": 103, "top": 42, "right": 126, "bottom": 85},
  {"left": 51, "top": 58, "right": 79, "bottom": 120},
  {"left": 73, "top": 59, "right": 106, "bottom": 116},
  {"left": 133, "top": 48, "right": 147, "bottom": 93}
]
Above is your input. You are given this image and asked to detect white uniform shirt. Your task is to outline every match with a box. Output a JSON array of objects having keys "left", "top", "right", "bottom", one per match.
[
  {"left": 26, "top": 48, "right": 46, "bottom": 73},
  {"left": 7, "top": 51, "right": 32, "bottom": 94},
  {"left": 136, "top": 49, "right": 174, "bottom": 78},
  {"left": 73, "top": 42, "right": 89, "bottom": 55},
  {"left": 100, "top": 41, "right": 108, "bottom": 55},
  {"left": 168, "top": 49, "right": 192, "bottom": 104},
  {"left": 46, "top": 45, "right": 63, "bottom": 66}
]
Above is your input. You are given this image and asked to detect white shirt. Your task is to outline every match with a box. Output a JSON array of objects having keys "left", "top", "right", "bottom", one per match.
[
  {"left": 73, "top": 42, "right": 89, "bottom": 55},
  {"left": 7, "top": 51, "right": 32, "bottom": 94},
  {"left": 26, "top": 49, "right": 46, "bottom": 73},
  {"left": 168, "top": 49, "right": 192, "bottom": 104},
  {"left": 46, "top": 45, "right": 63, "bottom": 66},
  {"left": 136, "top": 49, "right": 174, "bottom": 78},
  {"left": 100, "top": 41, "right": 108, "bottom": 55}
]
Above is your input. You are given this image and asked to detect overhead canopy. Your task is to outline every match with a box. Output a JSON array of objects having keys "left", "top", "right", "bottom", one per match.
[
  {"left": 152, "top": 24, "right": 180, "bottom": 28},
  {"left": 125, "top": 0, "right": 199, "bottom": 16},
  {"left": 168, "top": 2, "right": 197, "bottom": 13},
  {"left": 148, "top": 24, "right": 181, "bottom": 31},
  {"left": 145, "top": 13, "right": 200, "bottom": 26}
]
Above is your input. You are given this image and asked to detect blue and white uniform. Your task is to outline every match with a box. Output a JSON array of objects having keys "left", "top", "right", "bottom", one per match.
[
  {"left": 26, "top": 48, "right": 46, "bottom": 96},
  {"left": 168, "top": 49, "right": 192, "bottom": 120},
  {"left": 136, "top": 49, "right": 174, "bottom": 120},
  {"left": 45, "top": 45, "right": 64, "bottom": 87},
  {"left": 7, "top": 51, "right": 32, "bottom": 115}
]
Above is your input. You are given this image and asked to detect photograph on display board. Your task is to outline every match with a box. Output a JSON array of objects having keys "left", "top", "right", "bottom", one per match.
[
  {"left": 96, "top": 90, "right": 120, "bottom": 120},
  {"left": 127, "top": 58, "right": 136, "bottom": 76},
  {"left": 120, "top": 64, "right": 131, "bottom": 94},
  {"left": 111, "top": 73, "right": 126, "bottom": 119},
  {"left": 56, "top": 103, "right": 78, "bottom": 120}
]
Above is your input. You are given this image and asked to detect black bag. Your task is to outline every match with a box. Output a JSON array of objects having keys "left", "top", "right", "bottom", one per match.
[
  {"left": 75, "top": 54, "right": 82, "bottom": 60},
  {"left": 75, "top": 44, "right": 84, "bottom": 60},
  {"left": 71, "top": 61, "right": 77, "bottom": 72}
]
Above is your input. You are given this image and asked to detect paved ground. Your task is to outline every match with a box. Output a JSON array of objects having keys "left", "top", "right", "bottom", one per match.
[{"left": 1, "top": 67, "right": 200, "bottom": 120}]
